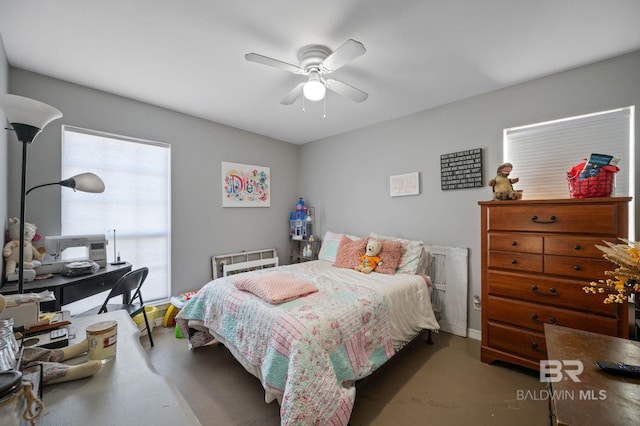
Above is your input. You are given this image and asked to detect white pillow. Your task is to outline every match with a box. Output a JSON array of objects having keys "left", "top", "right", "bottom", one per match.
[
  {"left": 318, "top": 231, "right": 361, "bottom": 262},
  {"left": 369, "top": 232, "right": 425, "bottom": 274}
]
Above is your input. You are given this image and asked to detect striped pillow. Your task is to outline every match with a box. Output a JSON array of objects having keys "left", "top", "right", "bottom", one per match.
[{"left": 369, "top": 232, "right": 424, "bottom": 274}]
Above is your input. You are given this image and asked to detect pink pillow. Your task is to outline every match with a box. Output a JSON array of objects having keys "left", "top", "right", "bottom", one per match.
[
  {"left": 234, "top": 271, "right": 318, "bottom": 304},
  {"left": 374, "top": 239, "right": 404, "bottom": 274},
  {"left": 333, "top": 236, "right": 368, "bottom": 269}
]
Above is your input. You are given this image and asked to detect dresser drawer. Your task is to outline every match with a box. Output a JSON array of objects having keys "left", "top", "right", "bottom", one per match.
[
  {"left": 486, "top": 204, "right": 621, "bottom": 234},
  {"left": 544, "top": 235, "right": 618, "bottom": 258},
  {"left": 487, "top": 296, "right": 618, "bottom": 335},
  {"left": 486, "top": 270, "right": 618, "bottom": 317},
  {"left": 488, "top": 251, "right": 543, "bottom": 273},
  {"left": 486, "top": 322, "right": 547, "bottom": 361},
  {"left": 489, "top": 233, "right": 543, "bottom": 254},
  {"left": 544, "top": 256, "right": 610, "bottom": 280}
]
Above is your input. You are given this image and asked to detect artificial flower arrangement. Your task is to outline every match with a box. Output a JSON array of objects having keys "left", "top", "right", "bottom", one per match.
[{"left": 583, "top": 239, "right": 640, "bottom": 304}]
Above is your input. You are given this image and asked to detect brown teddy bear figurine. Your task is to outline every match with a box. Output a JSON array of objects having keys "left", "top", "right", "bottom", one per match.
[{"left": 488, "top": 162, "right": 523, "bottom": 200}]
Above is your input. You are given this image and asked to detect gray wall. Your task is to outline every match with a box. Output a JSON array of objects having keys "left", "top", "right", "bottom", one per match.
[
  {"left": 299, "top": 50, "right": 640, "bottom": 333},
  {"left": 0, "top": 36, "right": 8, "bottom": 279},
  {"left": 6, "top": 69, "right": 299, "bottom": 296}
]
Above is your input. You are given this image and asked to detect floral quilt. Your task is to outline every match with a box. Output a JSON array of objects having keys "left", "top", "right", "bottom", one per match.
[{"left": 177, "top": 263, "right": 412, "bottom": 425}]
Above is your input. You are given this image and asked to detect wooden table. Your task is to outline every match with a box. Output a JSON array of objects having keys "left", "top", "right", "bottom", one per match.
[
  {"left": 37, "top": 310, "right": 201, "bottom": 425},
  {"left": 544, "top": 323, "right": 640, "bottom": 425}
]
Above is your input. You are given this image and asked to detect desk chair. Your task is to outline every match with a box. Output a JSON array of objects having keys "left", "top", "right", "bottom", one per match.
[{"left": 81, "top": 267, "right": 154, "bottom": 347}]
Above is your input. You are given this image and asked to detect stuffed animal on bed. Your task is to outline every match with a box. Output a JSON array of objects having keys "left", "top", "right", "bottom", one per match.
[
  {"left": 3, "top": 217, "right": 43, "bottom": 278},
  {"left": 355, "top": 239, "right": 383, "bottom": 274},
  {"left": 488, "top": 162, "right": 522, "bottom": 200}
]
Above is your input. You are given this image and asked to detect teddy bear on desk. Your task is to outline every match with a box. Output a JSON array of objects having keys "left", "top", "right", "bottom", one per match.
[
  {"left": 3, "top": 217, "right": 43, "bottom": 280},
  {"left": 0, "top": 294, "right": 102, "bottom": 384}
]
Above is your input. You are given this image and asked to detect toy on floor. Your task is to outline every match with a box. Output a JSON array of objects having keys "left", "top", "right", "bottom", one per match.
[
  {"left": 488, "top": 162, "right": 522, "bottom": 200},
  {"left": 0, "top": 294, "right": 102, "bottom": 385},
  {"left": 355, "top": 239, "right": 383, "bottom": 274},
  {"left": 163, "top": 290, "right": 198, "bottom": 330}
]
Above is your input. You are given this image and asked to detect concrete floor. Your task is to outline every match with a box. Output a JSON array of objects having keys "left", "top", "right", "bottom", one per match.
[{"left": 143, "top": 327, "right": 549, "bottom": 425}]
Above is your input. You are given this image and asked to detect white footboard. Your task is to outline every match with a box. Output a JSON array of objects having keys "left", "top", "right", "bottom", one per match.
[{"left": 211, "top": 248, "right": 279, "bottom": 280}]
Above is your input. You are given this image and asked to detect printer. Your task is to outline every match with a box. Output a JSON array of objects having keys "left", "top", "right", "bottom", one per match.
[{"left": 34, "top": 234, "right": 108, "bottom": 275}]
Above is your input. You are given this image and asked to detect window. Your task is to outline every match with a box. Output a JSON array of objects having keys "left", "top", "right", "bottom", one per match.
[
  {"left": 504, "top": 106, "right": 635, "bottom": 235},
  {"left": 61, "top": 126, "right": 171, "bottom": 314}
]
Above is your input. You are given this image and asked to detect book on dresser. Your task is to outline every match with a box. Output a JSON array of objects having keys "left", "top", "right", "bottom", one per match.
[{"left": 477, "top": 197, "right": 632, "bottom": 371}]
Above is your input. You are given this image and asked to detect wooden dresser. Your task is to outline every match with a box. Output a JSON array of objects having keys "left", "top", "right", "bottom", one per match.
[{"left": 478, "top": 197, "right": 631, "bottom": 371}]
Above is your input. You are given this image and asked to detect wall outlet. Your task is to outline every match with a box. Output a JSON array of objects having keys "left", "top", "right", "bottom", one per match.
[{"left": 473, "top": 295, "right": 481, "bottom": 311}]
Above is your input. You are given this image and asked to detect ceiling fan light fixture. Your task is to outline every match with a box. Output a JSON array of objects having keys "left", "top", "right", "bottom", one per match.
[{"left": 303, "top": 72, "right": 326, "bottom": 101}]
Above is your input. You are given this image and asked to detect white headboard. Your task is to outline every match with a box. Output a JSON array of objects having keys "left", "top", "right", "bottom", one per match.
[{"left": 425, "top": 245, "right": 468, "bottom": 337}]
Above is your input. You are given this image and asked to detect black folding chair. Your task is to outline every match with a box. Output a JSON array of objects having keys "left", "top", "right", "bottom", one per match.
[{"left": 81, "top": 267, "right": 154, "bottom": 347}]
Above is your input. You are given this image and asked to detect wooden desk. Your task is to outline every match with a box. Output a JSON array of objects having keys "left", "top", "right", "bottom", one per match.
[
  {"left": 544, "top": 323, "right": 640, "bottom": 425},
  {"left": 1, "top": 263, "right": 132, "bottom": 311},
  {"left": 38, "top": 310, "right": 201, "bottom": 425}
]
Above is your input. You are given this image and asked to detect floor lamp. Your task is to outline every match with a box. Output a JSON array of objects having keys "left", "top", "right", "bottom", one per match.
[{"left": 0, "top": 94, "right": 105, "bottom": 294}]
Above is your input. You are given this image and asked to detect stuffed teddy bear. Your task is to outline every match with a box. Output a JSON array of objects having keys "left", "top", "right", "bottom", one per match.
[
  {"left": 355, "top": 239, "right": 383, "bottom": 274},
  {"left": 3, "top": 217, "right": 43, "bottom": 279},
  {"left": 0, "top": 293, "right": 102, "bottom": 385},
  {"left": 488, "top": 162, "right": 523, "bottom": 200}
]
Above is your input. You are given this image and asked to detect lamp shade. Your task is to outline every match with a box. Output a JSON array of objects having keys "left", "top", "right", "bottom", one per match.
[
  {"left": 303, "top": 72, "right": 326, "bottom": 101},
  {"left": 0, "top": 94, "right": 63, "bottom": 131},
  {"left": 62, "top": 173, "right": 106, "bottom": 193}
]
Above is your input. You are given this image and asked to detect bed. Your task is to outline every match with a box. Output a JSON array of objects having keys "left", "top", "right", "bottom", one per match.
[{"left": 176, "top": 231, "right": 441, "bottom": 425}]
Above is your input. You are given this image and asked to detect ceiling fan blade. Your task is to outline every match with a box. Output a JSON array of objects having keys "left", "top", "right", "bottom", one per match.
[
  {"left": 245, "top": 53, "right": 305, "bottom": 74},
  {"left": 281, "top": 82, "right": 305, "bottom": 105},
  {"left": 321, "top": 39, "right": 366, "bottom": 72},
  {"left": 325, "top": 79, "right": 368, "bottom": 103}
]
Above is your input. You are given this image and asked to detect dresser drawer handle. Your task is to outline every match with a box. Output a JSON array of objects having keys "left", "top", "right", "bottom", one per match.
[
  {"left": 511, "top": 241, "right": 518, "bottom": 246},
  {"left": 511, "top": 259, "right": 518, "bottom": 265},
  {"left": 531, "top": 285, "right": 558, "bottom": 296},
  {"left": 574, "top": 245, "right": 582, "bottom": 250},
  {"left": 530, "top": 342, "right": 546, "bottom": 353},
  {"left": 531, "top": 313, "right": 558, "bottom": 325},
  {"left": 573, "top": 265, "right": 581, "bottom": 271},
  {"left": 531, "top": 215, "right": 557, "bottom": 224}
]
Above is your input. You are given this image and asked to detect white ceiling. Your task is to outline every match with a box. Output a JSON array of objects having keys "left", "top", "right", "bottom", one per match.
[{"left": 2, "top": 1, "right": 640, "bottom": 145}]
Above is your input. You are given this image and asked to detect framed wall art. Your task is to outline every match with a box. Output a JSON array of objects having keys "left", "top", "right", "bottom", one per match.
[
  {"left": 440, "top": 148, "right": 483, "bottom": 190},
  {"left": 390, "top": 172, "right": 420, "bottom": 197},
  {"left": 222, "top": 161, "right": 271, "bottom": 207}
]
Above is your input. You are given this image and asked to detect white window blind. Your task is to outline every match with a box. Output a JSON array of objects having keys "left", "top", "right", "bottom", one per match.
[
  {"left": 61, "top": 126, "right": 171, "bottom": 314},
  {"left": 504, "top": 107, "right": 634, "bottom": 202}
]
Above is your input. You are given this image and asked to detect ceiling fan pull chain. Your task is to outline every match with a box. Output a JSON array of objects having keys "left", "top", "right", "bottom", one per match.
[
  {"left": 323, "top": 96, "right": 326, "bottom": 119},
  {"left": 302, "top": 95, "right": 306, "bottom": 112}
]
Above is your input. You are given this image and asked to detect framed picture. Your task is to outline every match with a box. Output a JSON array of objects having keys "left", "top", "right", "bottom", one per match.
[
  {"left": 222, "top": 161, "right": 271, "bottom": 207},
  {"left": 390, "top": 172, "right": 420, "bottom": 197}
]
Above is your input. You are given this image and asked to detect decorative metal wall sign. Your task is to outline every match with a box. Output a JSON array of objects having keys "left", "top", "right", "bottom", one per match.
[{"left": 440, "top": 148, "right": 483, "bottom": 190}]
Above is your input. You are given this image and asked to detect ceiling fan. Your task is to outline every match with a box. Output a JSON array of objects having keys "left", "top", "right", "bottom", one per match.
[{"left": 245, "top": 39, "right": 368, "bottom": 105}]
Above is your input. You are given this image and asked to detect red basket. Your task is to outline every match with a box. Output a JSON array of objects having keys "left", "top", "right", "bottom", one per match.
[{"left": 567, "top": 163, "right": 618, "bottom": 198}]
